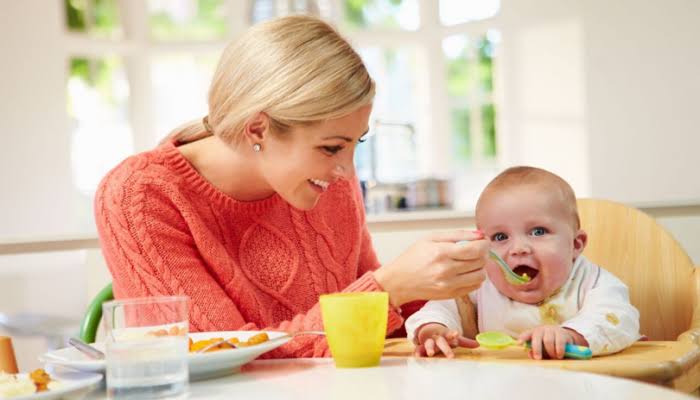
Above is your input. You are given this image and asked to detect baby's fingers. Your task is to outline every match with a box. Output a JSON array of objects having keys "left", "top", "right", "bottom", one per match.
[
  {"left": 517, "top": 329, "right": 533, "bottom": 345},
  {"left": 435, "top": 336, "right": 455, "bottom": 358},
  {"left": 414, "top": 343, "right": 426, "bottom": 357},
  {"left": 424, "top": 338, "right": 437, "bottom": 357},
  {"left": 530, "top": 330, "right": 544, "bottom": 360},
  {"left": 456, "top": 336, "right": 479, "bottom": 349},
  {"left": 555, "top": 330, "right": 568, "bottom": 359},
  {"left": 542, "top": 329, "right": 557, "bottom": 360}
]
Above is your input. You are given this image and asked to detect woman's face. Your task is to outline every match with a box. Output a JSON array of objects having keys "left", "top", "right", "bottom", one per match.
[{"left": 258, "top": 105, "right": 372, "bottom": 210}]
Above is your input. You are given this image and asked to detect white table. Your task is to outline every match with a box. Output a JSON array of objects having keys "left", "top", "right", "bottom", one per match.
[{"left": 85, "top": 357, "right": 694, "bottom": 400}]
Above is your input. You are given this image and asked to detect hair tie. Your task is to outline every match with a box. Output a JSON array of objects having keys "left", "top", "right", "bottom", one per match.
[{"left": 202, "top": 116, "right": 214, "bottom": 134}]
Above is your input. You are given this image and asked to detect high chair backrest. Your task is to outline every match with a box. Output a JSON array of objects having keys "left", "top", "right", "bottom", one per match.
[{"left": 577, "top": 198, "right": 700, "bottom": 342}]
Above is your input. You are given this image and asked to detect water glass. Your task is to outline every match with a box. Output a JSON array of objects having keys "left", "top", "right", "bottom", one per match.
[
  {"left": 319, "top": 292, "right": 388, "bottom": 368},
  {"left": 102, "top": 296, "right": 189, "bottom": 399}
]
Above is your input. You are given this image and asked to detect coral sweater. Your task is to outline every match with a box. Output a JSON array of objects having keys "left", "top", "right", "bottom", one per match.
[{"left": 94, "top": 141, "right": 403, "bottom": 358}]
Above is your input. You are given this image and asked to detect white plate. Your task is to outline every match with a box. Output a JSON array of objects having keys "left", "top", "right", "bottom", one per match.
[
  {"left": 1, "top": 370, "right": 102, "bottom": 400},
  {"left": 39, "top": 331, "right": 292, "bottom": 381}
]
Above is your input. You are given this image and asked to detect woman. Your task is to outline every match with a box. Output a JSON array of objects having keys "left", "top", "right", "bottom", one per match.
[{"left": 95, "top": 15, "right": 488, "bottom": 358}]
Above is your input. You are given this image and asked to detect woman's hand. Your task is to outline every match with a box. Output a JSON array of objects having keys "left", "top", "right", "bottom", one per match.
[
  {"left": 374, "top": 230, "right": 489, "bottom": 307},
  {"left": 414, "top": 323, "right": 479, "bottom": 358}
]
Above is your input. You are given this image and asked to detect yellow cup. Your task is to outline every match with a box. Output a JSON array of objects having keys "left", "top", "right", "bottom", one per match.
[{"left": 319, "top": 292, "right": 389, "bottom": 368}]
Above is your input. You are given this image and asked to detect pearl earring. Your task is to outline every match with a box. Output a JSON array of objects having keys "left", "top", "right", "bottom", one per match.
[{"left": 253, "top": 143, "right": 262, "bottom": 152}]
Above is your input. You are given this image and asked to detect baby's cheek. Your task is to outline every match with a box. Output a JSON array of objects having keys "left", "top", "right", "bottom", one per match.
[
  {"left": 484, "top": 265, "right": 510, "bottom": 292},
  {"left": 545, "top": 264, "right": 572, "bottom": 289}
]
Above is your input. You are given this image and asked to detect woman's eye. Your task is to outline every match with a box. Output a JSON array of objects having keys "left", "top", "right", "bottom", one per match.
[
  {"left": 358, "top": 137, "right": 367, "bottom": 143},
  {"left": 492, "top": 233, "right": 508, "bottom": 242},
  {"left": 531, "top": 227, "right": 548, "bottom": 236},
  {"left": 322, "top": 146, "right": 343, "bottom": 155}
]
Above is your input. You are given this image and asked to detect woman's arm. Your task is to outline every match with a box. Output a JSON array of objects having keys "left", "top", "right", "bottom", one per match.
[{"left": 94, "top": 173, "right": 401, "bottom": 358}]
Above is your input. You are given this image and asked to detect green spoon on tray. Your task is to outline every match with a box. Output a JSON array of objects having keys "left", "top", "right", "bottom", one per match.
[{"left": 476, "top": 331, "right": 592, "bottom": 360}]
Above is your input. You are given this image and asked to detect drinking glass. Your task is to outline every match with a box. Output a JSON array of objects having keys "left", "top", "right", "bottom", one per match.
[
  {"left": 319, "top": 292, "right": 388, "bottom": 368},
  {"left": 102, "top": 296, "right": 189, "bottom": 399}
]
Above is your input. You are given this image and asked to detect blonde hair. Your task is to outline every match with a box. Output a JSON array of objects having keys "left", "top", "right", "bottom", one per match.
[
  {"left": 476, "top": 166, "right": 581, "bottom": 230},
  {"left": 163, "top": 15, "right": 375, "bottom": 145}
]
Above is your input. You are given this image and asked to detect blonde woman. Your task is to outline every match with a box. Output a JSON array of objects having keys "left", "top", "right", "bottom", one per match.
[{"left": 95, "top": 15, "right": 488, "bottom": 358}]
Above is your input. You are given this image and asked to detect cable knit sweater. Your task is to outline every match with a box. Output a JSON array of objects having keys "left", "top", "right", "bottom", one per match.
[{"left": 94, "top": 140, "right": 404, "bottom": 358}]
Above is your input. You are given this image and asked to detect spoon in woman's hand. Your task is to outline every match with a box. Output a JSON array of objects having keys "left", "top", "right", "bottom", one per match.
[{"left": 456, "top": 240, "right": 531, "bottom": 285}]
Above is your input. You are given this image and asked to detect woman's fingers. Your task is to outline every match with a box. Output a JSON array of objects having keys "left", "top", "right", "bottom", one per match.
[
  {"left": 448, "top": 269, "right": 487, "bottom": 297},
  {"left": 449, "top": 239, "right": 490, "bottom": 263}
]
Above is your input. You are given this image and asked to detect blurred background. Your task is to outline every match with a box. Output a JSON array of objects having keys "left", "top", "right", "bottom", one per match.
[{"left": 1, "top": 0, "right": 699, "bottom": 369}]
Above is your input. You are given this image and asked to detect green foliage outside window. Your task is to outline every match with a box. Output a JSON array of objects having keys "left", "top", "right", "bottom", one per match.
[
  {"left": 149, "top": 0, "right": 226, "bottom": 41},
  {"left": 446, "top": 34, "right": 497, "bottom": 161},
  {"left": 68, "top": 57, "right": 122, "bottom": 116},
  {"left": 64, "top": 0, "right": 121, "bottom": 37},
  {"left": 481, "top": 103, "right": 496, "bottom": 157},
  {"left": 344, "top": 0, "right": 409, "bottom": 29},
  {"left": 452, "top": 108, "right": 471, "bottom": 159}
]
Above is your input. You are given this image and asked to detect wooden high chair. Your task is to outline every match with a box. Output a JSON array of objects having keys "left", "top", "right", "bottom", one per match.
[
  {"left": 576, "top": 198, "right": 700, "bottom": 344},
  {"left": 384, "top": 199, "right": 700, "bottom": 392}
]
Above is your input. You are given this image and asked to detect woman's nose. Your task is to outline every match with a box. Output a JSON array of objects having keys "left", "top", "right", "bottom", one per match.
[{"left": 332, "top": 158, "right": 355, "bottom": 180}]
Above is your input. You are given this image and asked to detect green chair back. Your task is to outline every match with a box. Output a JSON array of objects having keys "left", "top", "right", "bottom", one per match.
[{"left": 79, "top": 283, "right": 113, "bottom": 343}]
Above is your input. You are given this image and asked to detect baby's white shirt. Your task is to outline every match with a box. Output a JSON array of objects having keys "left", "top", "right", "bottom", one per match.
[{"left": 405, "top": 255, "right": 641, "bottom": 355}]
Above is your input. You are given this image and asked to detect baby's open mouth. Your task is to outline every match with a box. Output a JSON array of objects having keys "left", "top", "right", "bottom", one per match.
[{"left": 513, "top": 265, "right": 539, "bottom": 280}]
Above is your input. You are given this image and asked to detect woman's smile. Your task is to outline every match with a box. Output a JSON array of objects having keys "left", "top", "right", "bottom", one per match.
[{"left": 308, "top": 178, "right": 330, "bottom": 193}]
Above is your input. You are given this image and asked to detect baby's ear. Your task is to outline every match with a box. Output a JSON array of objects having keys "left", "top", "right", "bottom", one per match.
[{"left": 572, "top": 229, "right": 588, "bottom": 258}]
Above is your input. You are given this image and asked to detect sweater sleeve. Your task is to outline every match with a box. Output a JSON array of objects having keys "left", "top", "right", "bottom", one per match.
[
  {"left": 561, "top": 268, "right": 641, "bottom": 356},
  {"left": 95, "top": 171, "right": 401, "bottom": 358}
]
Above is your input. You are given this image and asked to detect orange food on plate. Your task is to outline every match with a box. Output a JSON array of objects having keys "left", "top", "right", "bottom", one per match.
[
  {"left": 29, "top": 368, "right": 51, "bottom": 392},
  {"left": 188, "top": 333, "right": 270, "bottom": 353}
]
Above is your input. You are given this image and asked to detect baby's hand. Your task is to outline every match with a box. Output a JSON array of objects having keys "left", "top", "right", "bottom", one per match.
[
  {"left": 414, "top": 323, "right": 479, "bottom": 358},
  {"left": 518, "top": 325, "right": 587, "bottom": 360}
]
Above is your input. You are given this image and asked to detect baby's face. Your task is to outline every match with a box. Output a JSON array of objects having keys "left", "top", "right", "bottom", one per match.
[{"left": 476, "top": 185, "right": 587, "bottom": 304}]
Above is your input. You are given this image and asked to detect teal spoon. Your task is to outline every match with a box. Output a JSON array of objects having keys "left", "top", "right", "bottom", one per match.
[{"left": 456, "top": 240, "right": 531, "bottom": 285}]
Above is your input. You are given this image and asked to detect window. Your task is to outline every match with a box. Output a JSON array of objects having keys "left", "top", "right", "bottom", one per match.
[
  {"left": 150, "top": 53, "right": 219, "bottom": 142},
  {"left": 148, "top": 0, "right": 228, "bottom": 41},
  {"left": 65, "top": 0, "right": 123, "bottom": 38},
  {"left": 58, "top": 0, "right": 503, "bottom": 230},
  {"left": 439, "top": 0, "right": 500, "bottom": 26},
  {"left": 444, "top": 31, "right": 500, "bottom": 163},
  {"left": 68, "top": 56, "right": 133, "bottom": 196},
  {"left": 343, "top": 0, "right": 419, "bottom": 31}
]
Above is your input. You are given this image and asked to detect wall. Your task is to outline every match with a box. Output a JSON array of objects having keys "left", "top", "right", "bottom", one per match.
[
  {"left": 0, "top": 1, "right": 88, "bottom": 239},
  {"left": 497, "top": 0, "right": 700, "bottom": 204},
  {"left": 583, "top": 0, "right": 700, "bottom": 203}
]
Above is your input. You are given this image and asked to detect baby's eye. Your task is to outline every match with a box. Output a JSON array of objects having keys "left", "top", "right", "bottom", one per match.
[
  {"left": 322, "top": 146, "right": 343, "bottom": 155},
  {"left": 531, "top": 227, "right": 548, "bottom": 236},
  {"left": 492, "top": 232, "right": 508, "bottom": 242}
]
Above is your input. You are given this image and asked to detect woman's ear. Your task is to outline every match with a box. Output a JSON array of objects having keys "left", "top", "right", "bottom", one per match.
[
  {"left": 242, "top": 112, "right": 270, "bottom": 146},
  {"left": 573, "top": 229, "right": 588, "bottom": 259}
]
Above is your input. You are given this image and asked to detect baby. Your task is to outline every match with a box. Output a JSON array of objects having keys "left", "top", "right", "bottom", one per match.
[{"left": 406, "top": 166, "right": 641, "bottom": 359}]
